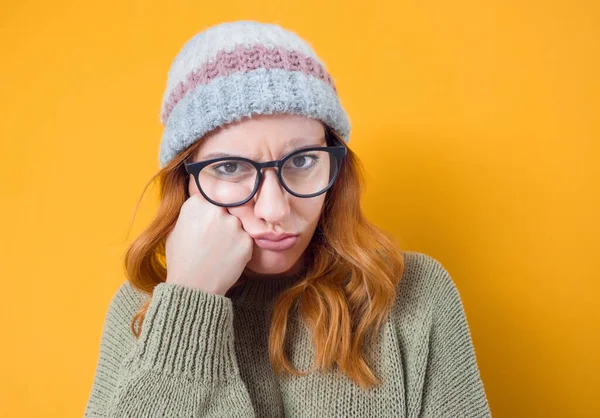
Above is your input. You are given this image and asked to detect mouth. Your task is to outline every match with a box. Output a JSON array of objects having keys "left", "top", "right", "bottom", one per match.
[{"left": 253, "top": 235, "right": 299, "bottom": 251}]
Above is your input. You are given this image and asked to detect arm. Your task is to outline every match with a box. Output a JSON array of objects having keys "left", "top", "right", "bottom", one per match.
[
  {"left": 84, "top": 282, "right": 256, "bottom": 417},
  {"left": 420, "top": 265, "right": 492, "bottom": 417}
]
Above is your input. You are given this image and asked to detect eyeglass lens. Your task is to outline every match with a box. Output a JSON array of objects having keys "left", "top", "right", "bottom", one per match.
[{"left": 197, "top": 150, "right": 338, "bottom": 205}]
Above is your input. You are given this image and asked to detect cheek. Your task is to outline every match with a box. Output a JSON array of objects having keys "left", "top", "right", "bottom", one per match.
[
  {"left": 225, "top": 206, "right": 254, "bottom": 231},
  {"left": 217, "top": 196, "right": 326, "bottom": 234},
  {"left": 188, "top": 177, "right": 198, "bottom": 195},
  {"left": 296, "top": 196, "right": 325, "bottom": 226}
]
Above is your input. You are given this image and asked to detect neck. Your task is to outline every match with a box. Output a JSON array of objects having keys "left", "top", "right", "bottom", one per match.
[
  {"left": 225, "top": 257, "right": 308, "bottom": 308},
  {"left": 242, "top": 256, "right": 305, "bottom": 281}
]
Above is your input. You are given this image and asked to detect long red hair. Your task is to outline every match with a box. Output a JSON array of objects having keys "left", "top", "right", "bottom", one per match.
[{"left": 124, "top": 125, "right": 404, "bottom": 389}]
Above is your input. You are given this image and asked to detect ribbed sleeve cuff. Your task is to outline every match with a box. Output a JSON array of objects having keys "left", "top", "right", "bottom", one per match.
[{"left": 130, "top": 282, "right": 239, "bottom": 383}]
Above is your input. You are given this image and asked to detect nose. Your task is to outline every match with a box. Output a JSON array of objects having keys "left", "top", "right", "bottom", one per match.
[{"left": 253, "top": 168, "right": 291, "bottom": 223}]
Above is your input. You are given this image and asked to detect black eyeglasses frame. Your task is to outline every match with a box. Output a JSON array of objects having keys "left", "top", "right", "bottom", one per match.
[{"left": 184, "top": 134, "right": 348, "bottom": 208}]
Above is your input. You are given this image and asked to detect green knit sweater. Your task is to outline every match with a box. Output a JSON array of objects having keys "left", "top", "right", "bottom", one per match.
[{"left": 84, "top": 251, "right": 491, "bottom": 417}]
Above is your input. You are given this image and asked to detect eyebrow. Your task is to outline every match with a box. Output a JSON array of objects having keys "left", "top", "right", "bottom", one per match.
[{"left": 200, "top": 136, "right": 327, "bottom": 160}]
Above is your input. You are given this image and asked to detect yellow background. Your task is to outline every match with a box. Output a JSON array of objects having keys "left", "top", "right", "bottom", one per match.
[{"left": 1, "top": 1, "right": 598, "bottom": 417}]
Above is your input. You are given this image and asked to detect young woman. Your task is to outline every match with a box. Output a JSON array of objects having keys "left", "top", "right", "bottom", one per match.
[{"left": 85, "top": 20, "right": 491, "bottom": 417}]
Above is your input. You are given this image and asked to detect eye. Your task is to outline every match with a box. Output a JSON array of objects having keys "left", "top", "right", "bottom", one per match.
[
  {"left": 288, "top": 154, "right": 319, "bottom": 169},
  {"left": 207, "top": 160, "right": 255, "bottom": 179},
  {"left": 215, "top": 162, "right": 239, "bottom": 174}
]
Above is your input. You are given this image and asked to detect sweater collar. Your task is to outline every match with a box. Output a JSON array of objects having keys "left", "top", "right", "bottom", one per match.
[{"left": 225, "top": 265, "right": 307, "bottom": 309}]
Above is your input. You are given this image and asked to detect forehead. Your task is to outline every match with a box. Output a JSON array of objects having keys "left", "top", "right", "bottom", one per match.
[{"left": 195, "top": 115, "right": 327, "bottom": 159}]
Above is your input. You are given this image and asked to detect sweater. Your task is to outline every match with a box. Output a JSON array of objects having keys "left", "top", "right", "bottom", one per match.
[{"left": 84, "top": 250, "right": 491, "bottom": 417}]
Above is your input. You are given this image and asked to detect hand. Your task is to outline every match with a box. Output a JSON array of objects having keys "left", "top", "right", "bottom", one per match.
[{"left": 165, "top": 192, "right": 254, "bottom": 295}]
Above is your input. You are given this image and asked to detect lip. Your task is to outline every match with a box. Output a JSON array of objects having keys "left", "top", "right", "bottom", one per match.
[
  {"left": 251, "top": 232, "right": 297, "bottom": 241},
  {"left": 253, "top": 235, "right": 299, "bottom": 251}
]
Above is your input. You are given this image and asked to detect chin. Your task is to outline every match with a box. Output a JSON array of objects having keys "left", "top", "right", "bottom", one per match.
[{"left": 245, "top": 250, "right": 300, "bottom": 275}]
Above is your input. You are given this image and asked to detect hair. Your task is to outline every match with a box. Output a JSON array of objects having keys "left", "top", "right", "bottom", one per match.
[{"left": 124, "top": 122, "right": 405, "bottom": 389}]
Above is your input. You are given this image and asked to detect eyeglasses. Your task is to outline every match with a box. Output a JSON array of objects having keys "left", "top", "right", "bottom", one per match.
[{"left": 184, "top": 134, "right": 347, "bottom": 208}]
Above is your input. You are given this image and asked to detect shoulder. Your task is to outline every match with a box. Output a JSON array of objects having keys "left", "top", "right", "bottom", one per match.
[
  {"left": 397, "top": 250, "right": 456, "bottom": 297},
  {"left": 392, "top": 250, "right": 463, "bottom": 321}
]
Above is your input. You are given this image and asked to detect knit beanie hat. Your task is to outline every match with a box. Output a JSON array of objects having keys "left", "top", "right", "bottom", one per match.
[{"left": 157, "top": 20, "right": 351, "bottom": 168}]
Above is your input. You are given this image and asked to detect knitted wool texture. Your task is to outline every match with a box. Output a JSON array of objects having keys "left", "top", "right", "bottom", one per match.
[
  {"left": 84, "top": 251, "right": 492, "bottom": 417},
  {"left": 158, "top": 20, "right": 351, "bottom": 168}
]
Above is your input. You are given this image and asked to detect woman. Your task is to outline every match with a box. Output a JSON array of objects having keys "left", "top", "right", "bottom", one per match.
[{"left": 85, "top": 20, "right": 491, "bottom": 417}]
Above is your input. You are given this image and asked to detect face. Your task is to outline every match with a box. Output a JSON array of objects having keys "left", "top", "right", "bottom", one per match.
[{"left": 188, "top": 113, "right": 328, "bottom": 280}]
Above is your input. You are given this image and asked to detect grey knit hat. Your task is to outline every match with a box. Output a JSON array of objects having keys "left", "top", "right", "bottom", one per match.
[{"left": 157, "top": 20, "right": 351, "bottom": 168}]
